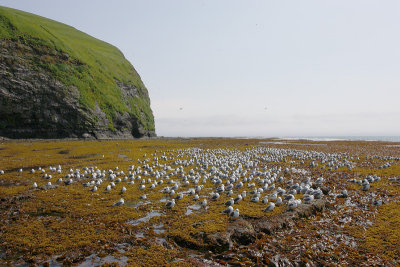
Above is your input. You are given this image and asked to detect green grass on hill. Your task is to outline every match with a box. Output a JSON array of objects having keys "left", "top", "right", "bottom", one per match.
[{"left": 0, "top": 6, "right": 154, "bottom": 132}]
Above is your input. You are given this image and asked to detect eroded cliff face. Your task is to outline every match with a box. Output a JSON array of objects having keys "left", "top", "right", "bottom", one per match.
[{"left": 0, "top": 39, "right": 155, "bottom": 139}]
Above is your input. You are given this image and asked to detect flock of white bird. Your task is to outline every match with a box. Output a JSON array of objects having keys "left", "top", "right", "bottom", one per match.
[{"left": 1, "top": 146, "right": 393, "bottom": 219}]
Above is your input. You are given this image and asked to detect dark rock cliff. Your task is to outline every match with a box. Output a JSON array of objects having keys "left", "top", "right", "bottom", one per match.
[{"left": 0, "top": 6, "right": 156, "bottom": 139}]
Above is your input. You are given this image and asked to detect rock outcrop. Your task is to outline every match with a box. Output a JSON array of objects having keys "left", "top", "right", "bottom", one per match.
[
  {"left": 169, "top": 200, "right": 328, "bottom": 253},
  {"left": 0, "top": 6, "right": 155, "bottom": 139}
]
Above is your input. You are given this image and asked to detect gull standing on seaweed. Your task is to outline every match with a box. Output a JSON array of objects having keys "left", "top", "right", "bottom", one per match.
[
  {"left": 166, "top": 199, "right": 176, "bottom": 208},
  {"left": 211, "top": 192, "right": 220, "bottom": 200},
  {"left": 200, "top": 199, "right": 207, "bottom": 208},
  {"left": 303, "top": 194, "right": 314, "bottom": 204},
  {"left": 262, "top": 196, "right": 269, "bottom": 204},
  {"left": 264, "top": 202, "right": 275, "bottom": 212},
  {"left": 230, "top": 208, "right": 240, "bottom": 219},
  {"left": 234, "top": 194, "right": 243, "bottom": 204},
  {"left": 225, "top": 198, "right": 234, "bottom": 206},
  {"left": 113, "top": 198, "right": 125, "bottom": 206},
  {"left": 222, "top": 205, "right": 234, "bottom": 214},
  {"left": 338, "top": 189, "right": 348, "bottom": 198}
]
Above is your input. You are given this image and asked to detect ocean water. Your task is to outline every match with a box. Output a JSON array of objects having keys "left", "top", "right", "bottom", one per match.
[{"left": 277, "top": 136, "right": 400, "bottom": 142}]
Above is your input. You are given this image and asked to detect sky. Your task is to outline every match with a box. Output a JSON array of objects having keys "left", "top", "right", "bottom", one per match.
[{"left": 2, "top": 0, "right": 400, "bottom": 137}]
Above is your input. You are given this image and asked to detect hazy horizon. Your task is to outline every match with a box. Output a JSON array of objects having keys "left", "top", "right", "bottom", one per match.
[{"left": 2, "top": 1, "right": 400, "bottom": 137}]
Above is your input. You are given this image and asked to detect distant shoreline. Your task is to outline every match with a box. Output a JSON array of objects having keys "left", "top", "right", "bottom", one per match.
[
  {"left": 276, "top": 136, "right": 400, "bottom": 142},
  {"left": 1, "top": 135, "right": 400, "bottom": 143}
]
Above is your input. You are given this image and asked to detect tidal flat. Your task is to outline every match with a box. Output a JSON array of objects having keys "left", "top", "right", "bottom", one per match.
[{"left": 0, "top": 138, "right": 399, "bottom": 266}]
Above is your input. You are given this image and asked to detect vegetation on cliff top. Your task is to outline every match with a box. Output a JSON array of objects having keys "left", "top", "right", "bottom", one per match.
[{"left": 0, "top": 6, "right": 154, "bottom": 132}]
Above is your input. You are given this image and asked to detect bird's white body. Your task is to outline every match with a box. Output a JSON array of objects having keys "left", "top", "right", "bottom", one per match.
[
  {"left": 265, "top": 202, "right": 275, "bottom": 212},
  {"left": 113, "top": 198, "right": 125, "bottom": 206}
]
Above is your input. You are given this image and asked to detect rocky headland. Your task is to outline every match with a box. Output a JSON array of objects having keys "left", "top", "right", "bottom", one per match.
[{"left": 0, "top": 6, "right": 155, "bottom": 139}]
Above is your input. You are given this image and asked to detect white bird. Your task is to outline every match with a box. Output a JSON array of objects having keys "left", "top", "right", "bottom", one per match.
[
  {"left": 91, "top": 186, "right": 98, "bottom": 192},
  {"left": 288, "top": 199, "right": 301, "bottom": 210},
  {"left": 262, "top": 197, "right": 269, "bottom": 204},
  {"left": 193, "top": 194, "right": 199, "bottom": 200},
  {"left": 338, "top": 190, "right": 348, "bottom": 198},
  {"left": 267, "top": 184, "right": 275, "bottom": 191},
  {"left": 0, "top": 170, "right": 4, "bottom": 175},
  {"left": 195, "top": 185, "right": 202, "bottom": 192},
  {"left": 211, "top": 192, "right": 220, "bottom": 200},
  {"left": 234, "top": 194, "right": 243, "bottom": 204},
  {"left": 284, "top": 194, "right": 295, "bottom": 201},
  {"left": 200, "top": 199, "right": 207, "bottom": 207},
  {"left": 229, "top": 208, "right": 240, "bottom": 219},
  {"left": 121, "top": 187, "right": 127, "bottom": 193},
  {"left": 166, "top": 199, "right": 175, "bottom": 208},
  {"left": 251, "top": 196, "right": 259, "bottom": 203},
  {"left": 106, "top": 185, "right": 111, "bottom": 191},
  {"left": 188, "top": 188, "right": 195, "bottom": 195},
  {"left": 222, "top": 206, "right": 234, "bottom": 214},
  {"left": 32, "top": 182, "right": 38, "bottom": 188},
  {"left": 264, "top": 202, "right": 275, "bottom": 212},
  {"left": 288, "top": 200, "right": 298, "bottom": 210},
  {"left": 171, "top": 184, "right": 179, "bottom": 190},
  {"left": 225, "top": 198, "right": 234, "bottom": 206},
  {"left": 113, "top": 198, "right": 125, "bottom": 206},
  {"left": 362, "top": 183, "right": 370, "bottom": 191},
  {"left": 140, "top": 194, "right": 147, "bottom": 200},
  {"left": 313, "top": 189, "right": 323, "bottom": 199},
  {"left": 216, "top": 184, "right": 225, "bottom": 193},
  {"left": 303, "top": 194, "right": 314, "bottom": 204}
]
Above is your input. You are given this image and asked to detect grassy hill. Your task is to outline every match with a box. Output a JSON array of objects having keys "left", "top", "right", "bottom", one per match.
[{"left": 0, "top": 5, "right": 154, "bottom": 134}]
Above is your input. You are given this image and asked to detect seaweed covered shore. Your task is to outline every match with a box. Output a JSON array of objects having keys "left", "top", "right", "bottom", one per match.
[{"left": 0, "top": 138, "right": 399, "bottom": 266}]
